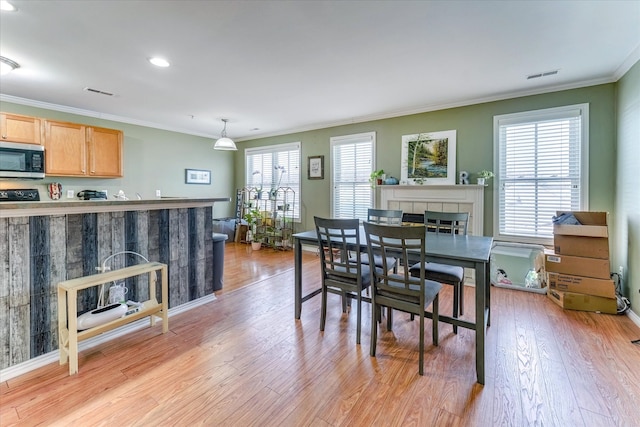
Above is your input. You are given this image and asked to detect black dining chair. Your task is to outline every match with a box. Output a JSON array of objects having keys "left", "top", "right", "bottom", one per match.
[
  {"left": 314, "top": 217, "right": 372, "bottom": 344},
  {"left": 408, "top": 211, "right": 469, "bottom": 334},
  {"left": 363, "top": 221, "right": 441, "bottom": 376},
  {"left": 351, "top": 209, "right": 403, "bottom": 272}
]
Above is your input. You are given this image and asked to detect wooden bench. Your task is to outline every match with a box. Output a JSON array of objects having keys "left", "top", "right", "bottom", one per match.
[{"left": 57, "top": 262, "right": 168, "bottom": 375}]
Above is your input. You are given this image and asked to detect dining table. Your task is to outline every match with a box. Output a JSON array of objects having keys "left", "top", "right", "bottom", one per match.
[{"left": 292, "top": 226, "right": 493, "bottom": 384}]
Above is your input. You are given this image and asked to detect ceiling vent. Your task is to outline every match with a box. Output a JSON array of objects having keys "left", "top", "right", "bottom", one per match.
[
  {"left": 527, "top": 70, "right": 559, "bottom": 80},
  {"left": 83, "top": 87, "right": 114, "bottom": 96}
]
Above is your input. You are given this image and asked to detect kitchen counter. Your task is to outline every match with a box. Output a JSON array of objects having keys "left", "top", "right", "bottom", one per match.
[
  {"left": 1, "top": 195, "right": 230, "bottom": 371},
  {"left": 0, "top": 197, "right": 230, "bottom": 218}
]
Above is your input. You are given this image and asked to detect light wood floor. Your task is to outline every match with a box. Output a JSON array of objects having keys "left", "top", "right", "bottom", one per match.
[{"left": 2, "top": 243, "right": 640, "bottom": 426}]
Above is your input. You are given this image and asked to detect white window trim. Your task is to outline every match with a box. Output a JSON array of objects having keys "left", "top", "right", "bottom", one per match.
[
  {"left": 330, "top": 131, "right": 376, "bottom": 220},
  {"left": 245, "top": 141, "right": 301, "bottom": 222},
  {"left": 492, "top": 104, "right": 589, "bottom": 245}
]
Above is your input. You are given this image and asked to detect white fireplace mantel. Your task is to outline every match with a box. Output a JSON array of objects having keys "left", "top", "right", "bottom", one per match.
[{"left": 379, "top": 184, "right": 485, "bottom": 236}]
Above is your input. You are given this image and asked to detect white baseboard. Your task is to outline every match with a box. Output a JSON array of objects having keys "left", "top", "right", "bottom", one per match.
[
  {"left": 0, "top": 294, "right": 216, "bottom": 382},
  {"left": 627, "top": 308, "right": 640, "bottom": 329}
]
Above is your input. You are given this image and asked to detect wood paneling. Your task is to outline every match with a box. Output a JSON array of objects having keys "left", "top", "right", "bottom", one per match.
[{"left": 0, "top": 207, "right": 215, "bottom": 370}]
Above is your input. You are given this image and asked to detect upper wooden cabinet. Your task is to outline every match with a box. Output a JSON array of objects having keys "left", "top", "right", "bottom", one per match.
[
  {"left": 44, "top": 120, "right": 123, "bottom": 178},
  {"left": 0, "top": 113, "right": 42, "bottom": 145},
  {"left": 88, "top": 126, "right": 123, "bottom": 177}
]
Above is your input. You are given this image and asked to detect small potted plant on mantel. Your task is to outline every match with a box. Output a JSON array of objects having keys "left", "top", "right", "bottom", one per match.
[
  {"left": 476, "top": 170, "right": 494, "bottom": 186},
  {"left": 369, "top": 169, "right": 386, "bottom": 188}
]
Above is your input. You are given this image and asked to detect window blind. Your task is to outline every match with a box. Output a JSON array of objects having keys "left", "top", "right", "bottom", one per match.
[
  {"left": 331, "top": 132, "right": 375, "bottom": 221},
  {"left": 495, "top": 104, "right": 588, "bottom": 241},
  {"left": 245, "top": 142, "right": 300, "bottom": 220}
]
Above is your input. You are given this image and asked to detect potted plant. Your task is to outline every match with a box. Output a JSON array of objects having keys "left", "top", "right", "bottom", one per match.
[
  {"left": 369, "top": 169, "right": 385, "bottom": 188},
  {"left": 244, "top": 208, "right": 263, "bottom": 249},
  {"left": 476, "top": 170, "right": 494, "bottom": 186}
]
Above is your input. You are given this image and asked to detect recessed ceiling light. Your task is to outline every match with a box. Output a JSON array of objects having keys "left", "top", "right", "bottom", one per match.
[
  {"left": 0, "top": 1, "right": 17, "bottom": 12},
  {"left": 149, "top": 57, "right": 170, "bottom": 67}
]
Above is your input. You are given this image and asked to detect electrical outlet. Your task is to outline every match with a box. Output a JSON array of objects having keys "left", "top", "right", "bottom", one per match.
[
  {"left": 156, "top": 190, "right": 161, "bottom": 197},
  {"left": 67, "top": 190, "right": 74, "bottom": 198}
]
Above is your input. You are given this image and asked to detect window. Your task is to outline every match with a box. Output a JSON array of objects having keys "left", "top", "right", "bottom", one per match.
[
  {"left": 330, "top": 132, "right": 375, "bottom": 221},
  {"left": 245, "top": 142, "right": 300, "bottom": 220},
  {"left": 494, "top": 104, "right": 589, "bottom": 243}
]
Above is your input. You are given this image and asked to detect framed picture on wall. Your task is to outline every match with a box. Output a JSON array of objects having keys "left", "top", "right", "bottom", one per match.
[
  {"left": 401, "top": 130, "right": 456, "bottom": 185},
  {"left": 185, "top": 168, "right": 211, "bottom": 185},
  {"left": 308, "top": 155, "right": 324, "bottom": 180}
]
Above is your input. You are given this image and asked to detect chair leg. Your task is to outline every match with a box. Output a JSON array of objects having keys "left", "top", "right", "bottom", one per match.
[
  {"left": 320, "top": 286, "right": 327, "bottom": 331},
  {"left": 356, "top": 293, "right": 362, "bottom": 345},
  {"left": 452, "top": 284, "right": 459, "bottom": 335},
  {"left": 419, "top": 313, "right": 425, "bottom": 376},
  {"left": 387, "top": 307, "right": 393, "bottom": 331},
  {"left": 432, "top": 295, "right": 439, "bottom": 347},
  {"left": 459, "top": 281, "right": 464, "bottom": 316},
  {"left": 370, "top": 300, "right": 378, "bottom": 357}
]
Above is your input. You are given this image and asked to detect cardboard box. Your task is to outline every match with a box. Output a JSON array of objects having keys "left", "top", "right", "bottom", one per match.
[
  {"left": 553, "top": 211, "right": 609, "bottom": 259},
  {"left": 553, "top": 234, "right": 609, "bottom": 259},
  {"left": 545, "top": 253, "right": 610, "bottom": 280},
  {"left": 547, "top": 288, "right": 617, "bottom": 314},
  {"left": 553, "top": 211, "right": 608, "bottom": 237},
  {"left": 547, "top": 272, "right": 616, "bottom": 299}
]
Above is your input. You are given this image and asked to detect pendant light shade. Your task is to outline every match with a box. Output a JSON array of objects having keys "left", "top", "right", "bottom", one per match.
[
  {"left": 0, "top": 56, "right": 20, "bottom": 76},
  {"left": 213, "top": 119, "right": 237, "bottom": 151}
]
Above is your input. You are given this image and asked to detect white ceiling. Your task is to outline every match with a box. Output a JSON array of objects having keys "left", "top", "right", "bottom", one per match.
[{"left": 1, "top": 1, "right": 639, "bottom": 142}]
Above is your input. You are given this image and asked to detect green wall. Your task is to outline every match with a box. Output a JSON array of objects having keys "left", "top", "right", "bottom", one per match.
[
  {"left": 0, "top": 101, "right": 235, "bottom": 218},
  {"left": 614, "top": 60, "right": 640, "bottom": 314},
  {"left": 236, "top": 84, "right": 617, "bottom": 236}
]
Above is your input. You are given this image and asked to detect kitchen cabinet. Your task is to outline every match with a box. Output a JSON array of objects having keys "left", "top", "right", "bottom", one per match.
[
  {"left": 44, "top": 120, "right": 123, "bottom": 177},
  {"left": 0, "top": 112, "right": 42, "bottom": 144}
]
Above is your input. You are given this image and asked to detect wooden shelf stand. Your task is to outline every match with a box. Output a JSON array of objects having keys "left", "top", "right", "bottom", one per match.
[{"left": 57, "top": 262, "right": 169, "bottom": 375}]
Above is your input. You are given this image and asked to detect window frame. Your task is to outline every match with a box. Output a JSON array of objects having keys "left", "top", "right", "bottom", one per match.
[
  {"left": 330, "top": 131, "right": 376, "bottom": 221},
  {"left": 245, "top": 141, "right": 301, "bottom": 222},
  {"left": 492, "top": 104, "right": 589, "bottom": 245}
]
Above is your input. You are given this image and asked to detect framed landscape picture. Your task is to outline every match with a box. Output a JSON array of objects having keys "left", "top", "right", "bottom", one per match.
[{"left": 401, "top": 130, "right": 456, "bottom": 185}]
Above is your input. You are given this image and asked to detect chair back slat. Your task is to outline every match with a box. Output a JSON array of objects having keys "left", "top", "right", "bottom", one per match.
[
  {"left": 364, "top": 222, "right": 426, "bottom": 307},
  {"left": 367, "top": 208, "right": 403, "bottom": 226},
  {"left": 315, "top": 217, "right": 361, "bottom": 281},
  {"left": 424, "top": 211, "right": 469, "bottom": 236}
]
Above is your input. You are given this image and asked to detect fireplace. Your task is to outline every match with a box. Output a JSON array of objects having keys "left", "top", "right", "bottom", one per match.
[{"left": 378, "top": 184, "right": 485, "bottom": 235}]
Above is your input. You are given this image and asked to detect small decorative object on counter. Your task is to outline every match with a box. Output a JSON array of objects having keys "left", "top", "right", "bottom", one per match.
[
  {"left": 48, "top": 183, "right": 62, "bottom": 200},
  {"left": 459, "top": 171, "right": 469, "bottom": 185}
]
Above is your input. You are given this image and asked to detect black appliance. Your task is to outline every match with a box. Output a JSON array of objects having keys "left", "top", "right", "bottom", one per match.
[
  {"left": 77, "top": 190, "right": 108, "bottom": 200},
  {"left": 0, "top": 188, "right": 40, "bottom": 202},
  {"left": 0, "top": 141, "right": 45, "bottom": 179}
]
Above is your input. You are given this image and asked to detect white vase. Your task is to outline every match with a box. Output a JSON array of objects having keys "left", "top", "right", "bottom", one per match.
[
  {"left": 251, "top": 241, "right": 262, "bottom": 250},
  {"left": 477, "top": 178, "right": 485, "bottom": 186}
]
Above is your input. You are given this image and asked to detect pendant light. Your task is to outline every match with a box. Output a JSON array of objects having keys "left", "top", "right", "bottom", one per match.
[
  {"left": 0, "top": 56, "right": 20, "bottom": 76},
  {"left": 213, "top": 119, "right": 237, "bottom": 151}
]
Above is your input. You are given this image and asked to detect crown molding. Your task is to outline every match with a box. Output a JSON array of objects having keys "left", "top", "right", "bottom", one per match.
[
  {"left": 0, "top": 71, "right": 625, "bottom": 143},
  {"left": 613, "top": 43, "right": 640, "bottom": 81},
  {"left": 0, "top": 94, "right": 215, "bottom": 139},
  {"left": 236, "top": 77, "right": 615, "bottom": 141}
]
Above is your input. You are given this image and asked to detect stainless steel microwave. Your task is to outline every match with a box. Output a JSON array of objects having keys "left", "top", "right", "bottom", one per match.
[{"left": 0, "top": 141, "right": 46, "bottom": 179}]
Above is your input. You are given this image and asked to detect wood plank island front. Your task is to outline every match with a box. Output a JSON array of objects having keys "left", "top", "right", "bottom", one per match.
[{"left": 0, "top": 197, "right": 229, "bottom": 371}]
